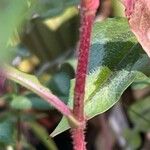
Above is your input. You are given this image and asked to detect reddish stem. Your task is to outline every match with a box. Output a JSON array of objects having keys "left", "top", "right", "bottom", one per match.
[
  {"left": 4, "top": 66, "right": 80, "bottom": 126},
  {"left": 71, "top": 0, "right": 99, "bottom": 150}
]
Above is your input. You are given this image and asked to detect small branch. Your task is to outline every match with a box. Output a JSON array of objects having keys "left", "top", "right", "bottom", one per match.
[
  {"left": 4, "top": 66, "right": 80, "bottom": 127},
  {"left": 71, "top": 0, "right": 99, "bottom": 150}
]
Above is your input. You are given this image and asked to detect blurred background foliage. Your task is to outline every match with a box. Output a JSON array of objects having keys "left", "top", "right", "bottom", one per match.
[
  {"left": 0, "top": 0, "right": 150, "bottom": 150},
  {"left": 0, "top": 0, "right": 80, "bottom": 149}
]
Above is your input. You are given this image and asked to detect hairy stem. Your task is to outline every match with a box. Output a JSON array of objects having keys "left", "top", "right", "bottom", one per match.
[{"left": 71, "top": 0, "right": 99, "bottom": 150}]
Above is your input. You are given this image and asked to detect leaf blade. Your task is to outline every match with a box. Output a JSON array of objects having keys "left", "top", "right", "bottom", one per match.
[{"left": 51, "top": 18, "right": 150, "bottom": 136}]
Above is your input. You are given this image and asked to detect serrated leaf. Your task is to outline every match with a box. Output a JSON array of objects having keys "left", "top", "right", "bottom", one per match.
[{"left": 51, "top": 18, "right": 150, "bottom": 136}]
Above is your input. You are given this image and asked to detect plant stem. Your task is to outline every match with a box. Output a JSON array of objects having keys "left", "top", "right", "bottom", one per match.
[
  {"left": 71, "top": 0, "right": 99, "bottom": 150},
  {"left": 5, "top": 65, "right": 80, "bottom": 127}
]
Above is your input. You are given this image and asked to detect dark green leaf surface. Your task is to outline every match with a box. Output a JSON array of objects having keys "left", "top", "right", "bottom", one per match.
[{"left": 51, "top": 18, "right": 150, "bottom": 136}]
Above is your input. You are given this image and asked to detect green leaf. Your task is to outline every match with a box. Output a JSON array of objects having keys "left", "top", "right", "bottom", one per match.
[
  {"left": 51, "top": 18, "right": 150, "bottom": 136},
  {"left": 0, "top": 119, "right": 13, "bottom": 144},
  {"left": 11, "top": 95, "right": 32, "bottom": 110},
  {"left": 0, "top": 0, "right": 32, "bottom": 62}
]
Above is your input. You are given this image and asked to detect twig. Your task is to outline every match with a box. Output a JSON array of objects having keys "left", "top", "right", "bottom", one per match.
[{"left": 5, "top": 65, "right": 80, "bottom": 127}]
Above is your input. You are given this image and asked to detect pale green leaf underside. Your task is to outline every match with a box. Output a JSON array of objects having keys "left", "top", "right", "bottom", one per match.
[{"left": 51, "top": 18, "right": 150, "bottom": 136}]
